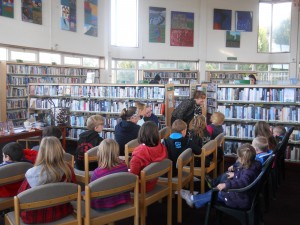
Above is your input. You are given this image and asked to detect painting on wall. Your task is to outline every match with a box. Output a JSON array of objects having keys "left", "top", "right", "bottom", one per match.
[
  {"left": 149, "top": 7, "right": 166, "bottom": 43},
  {"left": 60, "top": 0, "right": 76, "bottom": 32},
  {"left": 84, "top": 0, "right": 98, "bottom": 37},
  {"left": 0, "top": 0, "right": 14, "bottom": 18},
  {"left": 236, "top": 11, "right": 253, "bottom": 32},
  {"left": 213, "top": 8, "right": 232, "bottom": 30},
  {"left": 170, "top": 11, "right": 194, "bottom": 47},
  {"left": 226, "top": 31, "right": 240, "bottom": 48},
  {"left": 22, "top": 0, "right": 42, "bottom": 25}
]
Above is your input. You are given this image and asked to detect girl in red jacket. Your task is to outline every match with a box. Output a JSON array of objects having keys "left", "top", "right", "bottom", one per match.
[{"left": 130, "top": 121, "right": 167, "bottom": 192}]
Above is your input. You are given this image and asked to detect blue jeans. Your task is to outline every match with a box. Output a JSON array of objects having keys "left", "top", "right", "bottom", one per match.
[{"left": 193, "top": 190, "right": 225, "bottom": 208}]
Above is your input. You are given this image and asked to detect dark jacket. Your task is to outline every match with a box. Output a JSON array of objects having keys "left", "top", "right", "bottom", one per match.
[
  {"left": 115, "top": 120, "right": 140, "bottom": 156},
  {"left": 144, "top": 114, "right": 159, "bottom": 127},
  {"left": 75, "top": 130, "right": 103, "bottom": 170},
  {"left": 207, "top": 124, "right": 224, "bottom": 139},
  {"left": 171, "top": 99, "right": 202, "bottom": 126},
  {"left": 221, "top": 161, "right": 262, "bottom": 209}
]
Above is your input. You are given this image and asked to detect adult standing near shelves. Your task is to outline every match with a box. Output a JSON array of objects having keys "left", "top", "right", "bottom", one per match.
[
  {"left": 248, "top": 74, "right": 257, "bottom": 85},
  {"left": 149, "top": 74, "right": 161, "bottom": 84},
  {"left": 171, "top": 90, "right": 207, "bottom": 128}
]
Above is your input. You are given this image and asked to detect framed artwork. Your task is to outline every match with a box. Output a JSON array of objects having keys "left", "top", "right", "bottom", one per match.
[
  {"left": 60, "top": 0, "right": 76, "bottom": 32},
  {"left": 22, "top": 0, "right": 42, "bottom": 25},
  {"left": 226, "top": 31, "right": 240, "bottom": 48},
  {"left": 213, "top": 8, "right": 232, "bottom": 30},
  {"left": 0, "top": 0, "right": 14, "bottom": 18},
  {"left": 236, "top": 11, "right": 253, "bottom": 32},
  {"left": 170, "top": 11, "right": 194, "bottom": 47},
  {"left": 84, "top": 0, "right": 98, "bottom": 37},
  {"left": 149, "top": 7, "right": 166, "bottom": 43}
]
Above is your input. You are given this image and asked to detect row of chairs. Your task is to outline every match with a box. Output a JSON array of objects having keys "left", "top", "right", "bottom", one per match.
[{"left": 1, "top": 159, "right": 173, "bottom": 225}]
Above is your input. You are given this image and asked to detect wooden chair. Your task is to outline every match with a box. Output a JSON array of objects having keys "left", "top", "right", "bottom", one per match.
[
  {"left": 139, "top": 158, "right": 172, "bottom": 225},
  {"left": 159, "top": 126, "right": 171, "bottom": 139},
  {"left": 5, "top": 182, "right": 82, "bottom": 225},
  {"left": 124, "top": 138, "right": 139, "bottom": 167},
  {"left": 0, "top": 162, "right": 33, "bottom": 211},
  {"left": 159, "top": 148, "right": 194, "bottom": 223},
  {"left": 214, "top": 133, "right": 225, "bottom": 175},
  {"left": 83, "top": 172, "right": 138, "bottom": 225},
  {"left": 183, "top": 139, "right": 218, "bottom": 193},
  {"left": 74, "top": 146, "right": 98, "bottom": 185},
  {"left": 64, "top": 152, "right": 75, "bottom": 168}
]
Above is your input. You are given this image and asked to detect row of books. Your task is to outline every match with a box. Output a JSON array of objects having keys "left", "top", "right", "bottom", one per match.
[
  {"left": 286, "top": 146, "right": 300, "bottom": 161},
  {"left": 7, "top": 110, "right": 27, "bottom": 120},
  {"left": 218, "top": 105, "right": 300, "bottom": 122},
  {"left": 7, "top": 65, "right": 100, "bottom": 76},
  {"left": 29, "top": 85, "right": 165, "bottom": 99},
  {"left": 67, "top": 128, "right": 115, "bottom": 140},
  {"left": 223, "top": 124, "right": 255, "bottom": 138},
  {"left": 6, "top": 87, "right": 27, "bottom": 98},
  {"left": 7, "top": 99, "right": 27, "bottom": 110},
  {"left": 209, "top": 72, "right": 249, "bottom": 79},
  {"left": 144, "top": 71, "right": 197, "bottom": 79},
  {"left": 7, "top": 75, "right": 86, "bottom": 85},
  {"left": 29, "top": 98, "right": 70, "bottom": 109},
  {"left": 70, "top": 115, "right": 119, "bottom": 129},
  {"left": 217, "top": 87, "right": 300, "bottom": 102},
  {"left": 224, "top": 141, "right": 243, "bottom": 155},
  {"left": 174, "top": 87, "right": 190, "bottom": 96}
]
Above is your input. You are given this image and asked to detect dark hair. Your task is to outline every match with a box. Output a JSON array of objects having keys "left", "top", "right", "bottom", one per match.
[
  {"left": 120, "top": 107, "right": 137, "bottom": 120},
  {"left": 193, "top": 90, "right": 206, "bottom": 100},
  {"left": 2, "top": 142, "right": 24, "bottom": 162},
  {"left": 42, "top": 126, "right": 62, "bottom": 138},
  {"left": 138, "top": 121, "right": 159, "bottom": 147},
  {"left": 171, "top": 119, "right": 187, "bottom": 133},
  {"left": 248, "top": 74, "right": 256, "bottom": 83},
  {"left": 154, "top": 74, "right": 161, "bottom": 81}
]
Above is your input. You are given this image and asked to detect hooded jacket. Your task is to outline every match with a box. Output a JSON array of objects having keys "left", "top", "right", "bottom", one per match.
[
  {"left": 130, "top": 142, "right": 167, "bottom": 192},
  {"left": 115, "top": 120, "right": 140, "bottom": 156}
]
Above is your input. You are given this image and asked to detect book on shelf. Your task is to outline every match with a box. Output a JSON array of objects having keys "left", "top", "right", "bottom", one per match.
[{"left": 283, "top": 88, "right": 296, "bottom": 102}]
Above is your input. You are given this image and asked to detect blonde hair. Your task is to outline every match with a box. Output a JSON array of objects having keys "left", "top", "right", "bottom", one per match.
[
  {"left": 35, "top": 137, "right": 72, "bottom": 183},
  {"left": 252, "top": 136, "right": 269, "bottom": 152},
  {"left": 97, "top": 139, "right": 121, "bottom": 169},
  {"left": 273, "top": 126, "right": 286, "bottom": 136},
  {"left": 190, "top": 115, "right": 207, "bottom": 137},
  {"left": 87, "top": 115, "right": 104, "bottom": 130},
  {"left": 211, "top": 112, "right": 225, "bottom": 125},
  {"left": 237, "top": 144, "right": 256, "bottom": 169},
  {"left": 171, "top": 119, "right": 187, "bottom": 133}
]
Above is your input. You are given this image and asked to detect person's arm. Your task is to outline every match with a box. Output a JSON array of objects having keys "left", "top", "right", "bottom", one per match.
[
  {"left": 172, "top": 99, "right": 193, "bottom": 120},
  {"left": 130, "top": 155, "right": 142, "bottom": 177}
]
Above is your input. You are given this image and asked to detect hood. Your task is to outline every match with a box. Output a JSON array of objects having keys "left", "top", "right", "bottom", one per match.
[
  {"left": 78, "top": 130, "right": 100, "bottom": 143},
  {"left": 133, "top": 143, "right": 167, "bottom": 163},
  {"left": 118, "top": 120, "right": 138, "bottom": 131}
]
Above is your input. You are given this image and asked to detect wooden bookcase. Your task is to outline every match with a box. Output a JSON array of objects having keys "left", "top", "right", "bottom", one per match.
[
  {"left": 0, "top": 61, "right": 100, "bottom": 126},
  {"left": 142, "top": 70, "right": 198, "bottom": 84},
  {"left": 28, "top": 83, "right": 173, "bottom": 140},
  {"left": 215, "top": 84, "right": 300, "bottom": 163}
]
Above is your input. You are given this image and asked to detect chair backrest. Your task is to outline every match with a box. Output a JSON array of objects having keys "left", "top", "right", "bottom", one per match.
[
  {"left": 214, "top": 133, "right": 225, "bottom": 173},
  {"left": 214, "top": 133, "right": 225, "bottom": 148},
  {"left": 14, "top": 182, "right": 81, "bottom": 225},
  {"left": 63, "top": 152, "right": 74, "bottom": 168},
  {"left": 84, "top": 146, "right": 98, "bottom": 185},
  {"left": 0, "top": 162, "right": 32, "bottom": 185},
  {"left": 125, "top": 138, "right": 139, "bottom": 166},
  {"left": 159, "top": 126, "right": 171, "bottom": 139},
  {"left": 84, "top": 172, "right": 138, "bottom": 225}
]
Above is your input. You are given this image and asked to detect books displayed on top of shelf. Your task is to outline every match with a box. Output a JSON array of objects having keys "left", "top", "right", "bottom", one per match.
[
  {"left": 6, "top": 99, "right": 27, "bottom": 110},
  {"left": 143, "top": 70, "right": 198, "bottom": 84},
  {"left": 67, "top": 128, "right": 115, "bottom": 140},
  {"left": 174, "top": 86, "right": 190, "bottom": 96}
]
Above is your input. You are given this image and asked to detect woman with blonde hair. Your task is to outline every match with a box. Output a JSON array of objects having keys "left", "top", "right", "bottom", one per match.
[
  {"left": 90, "top": 139, "right": 130, "bottom": 209},
  {"left": 18, "top": 136, "right": 76, "bottom": 224}
]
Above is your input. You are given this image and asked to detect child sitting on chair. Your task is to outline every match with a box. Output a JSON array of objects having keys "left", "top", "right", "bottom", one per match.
[
  {"left": 207, "top": 112, "right": 225, "bottom": 139},
  {"left": 272, "top": 125, "right": 286, "bottom": 144}
]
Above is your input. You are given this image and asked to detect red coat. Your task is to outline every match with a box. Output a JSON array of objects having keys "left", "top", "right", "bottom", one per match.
[{"left": 130, "top": 142, "right": 167, "bottom": 192}]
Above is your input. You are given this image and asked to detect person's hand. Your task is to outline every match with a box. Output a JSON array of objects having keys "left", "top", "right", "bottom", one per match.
[
  {"left": 226, "top": 172, "right": 234, "bottom": 179},
  {"left": 228, "top": 165, "right": 234, "bottom": 172},
  {"left": 217, "top": 183, "right": 226, "bottom": 191}
]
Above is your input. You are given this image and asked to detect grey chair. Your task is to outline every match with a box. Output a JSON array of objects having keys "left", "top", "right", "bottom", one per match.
[{"left": 0, "top": 162, "right": 32, "bottom": 211}]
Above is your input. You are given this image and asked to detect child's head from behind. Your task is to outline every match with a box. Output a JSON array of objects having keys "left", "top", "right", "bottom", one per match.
[
  {"left": 97, "top": 139, "right": 120, "bottom": 169},
  {"left": 171, "top": 119, "right": 187, "bottom": 137},
  {"left": 237, "top": 143, "right": 256, "bottom": 169},
  {"left": 254, "top": 121, "right": 272, "bottom": 138},
  {"left": 273, "top": 126, "right": 286, "bottom": 137},
  {"left": 190, "top": 115, "right": 206, "bottom": 137},
  {"left": 138, "top": 121, "right": 159, "bottom": 147},
  {"left": 210, "top": 112, "right": 225, "bottom": 126},
  {"left": 42, "top": 126, "right": 62, "bottom": 138},
  {"left": 2, "top": 142, "right": 23, "bottom": 162},
  {"left": 87, "top": 115, "right": 104, "bottom": 132},
  {"left": 252, "top": 136, "right": 269, "bottom": 153}
]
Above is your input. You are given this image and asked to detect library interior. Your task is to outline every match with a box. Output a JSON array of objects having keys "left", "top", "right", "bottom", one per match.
[{"left": 1, "top": 1, "right": 300, "bottom": 225}]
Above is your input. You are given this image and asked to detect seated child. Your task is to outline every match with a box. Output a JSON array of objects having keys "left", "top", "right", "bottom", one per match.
[
  {"left": 207, "top": 112, "right": 225, "bottom": 139},
  {"left": 0, "top": 142, "right": 25, "bottom": 197},
  {"left": 252, "top": 136, "right": 273, "bottom": 165},
  {"left": 31, "top": 126, "right": 62, "bottom": 151},
  {"left": 75, "top": 115, "right": 104, "bottom": 170},
  {"left": 272, "top": 125, "right": 286, "bottom": 143},
  {"left": 90, "top": 139, "right": 130, "bottom": 209},
  {"left": 163, "top": 119, "right": 201, "bottom": 176}
]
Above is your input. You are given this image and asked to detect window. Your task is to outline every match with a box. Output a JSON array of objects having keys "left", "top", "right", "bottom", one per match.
[
  {"left": 10, "top": 50, "right": 37, "bottom": 62},
  {"left": 64, "top": 56, "right": 81, "bottom": 66},
  {"left": 111, "top": 59, "right": 137, "bottom": 83},
  {"left": 111, "top": 0, "right": 138, "bottom": 47},
  {"left": 83, "top": 57, "right": 99, "bottom": 67},
  {"left": 258, "top": 1, "right": 291, "bottom": 53},
  {"left": 39, "top": 52, "right": 61, "bottom": 64},
  {"left": 0, "top": 47, "right": 7, "bottom": 61}
]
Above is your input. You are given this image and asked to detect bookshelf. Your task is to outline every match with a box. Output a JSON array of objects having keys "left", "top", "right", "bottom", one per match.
[
  {"left": 207, "top": 71, "right": 256, "bottom": 84},
  {"left": 174, "top": 84, "right": 190, "bottom": 108},
  {"left": 0, "top": 61, "right": 100, "bottom": 126},
  {"left": 215, "top": 84, "right": 300, "bottom": 163},
  {"left": 28, "top": 83, "right": 172, "bottom": 140},
  {"left": 142, "top": 70, "right": 198, "bottom": 84}
]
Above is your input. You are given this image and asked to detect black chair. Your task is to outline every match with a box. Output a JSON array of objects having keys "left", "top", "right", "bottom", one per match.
[{"left": 204, "top": 155, "right": 275, "bottom": 225}]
